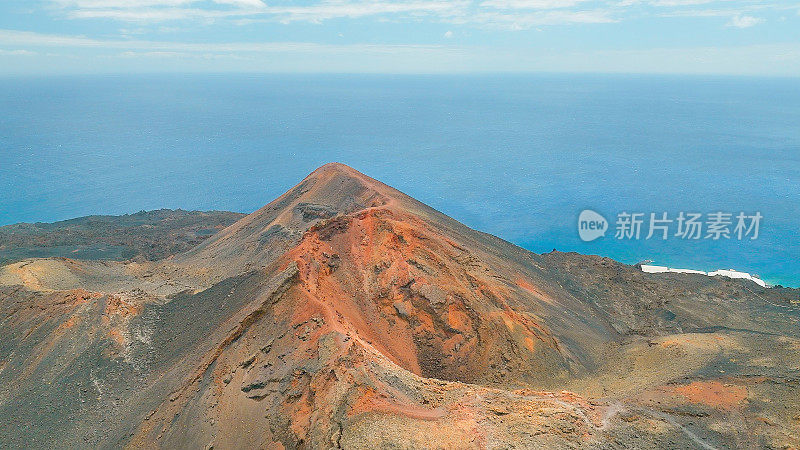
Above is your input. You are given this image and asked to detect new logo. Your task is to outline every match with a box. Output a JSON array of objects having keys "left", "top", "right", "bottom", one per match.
[{"left": 578, "top": 210, "right": 608, "bottom": 242}]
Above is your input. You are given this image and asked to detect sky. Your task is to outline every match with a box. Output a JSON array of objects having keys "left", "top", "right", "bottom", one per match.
[{"left": 0, "top": 0, "right": 799, "bottom": 75}]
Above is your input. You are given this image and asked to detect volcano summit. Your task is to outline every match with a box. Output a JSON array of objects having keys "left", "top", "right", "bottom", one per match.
[{"left": 0, "top": 163, "right": 798, "bottom": 449}]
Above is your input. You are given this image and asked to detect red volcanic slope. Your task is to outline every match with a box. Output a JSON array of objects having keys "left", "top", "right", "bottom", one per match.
[{"left": 1, "top": 163, "right": 798, "bottom": 449}]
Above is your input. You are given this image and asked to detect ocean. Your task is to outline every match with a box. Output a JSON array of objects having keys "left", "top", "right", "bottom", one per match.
[{"left": 1, "top": 74, "right": 798, "bottom": 287}]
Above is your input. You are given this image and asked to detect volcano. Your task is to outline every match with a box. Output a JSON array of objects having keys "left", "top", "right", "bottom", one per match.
[{"left": 1, "top": 163, "right": 798, "bottom": 449}]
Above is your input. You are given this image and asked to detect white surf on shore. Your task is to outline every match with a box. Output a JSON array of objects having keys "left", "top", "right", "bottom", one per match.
[{"left": 640, "top": 264, "right": 768, "bottom": 288}]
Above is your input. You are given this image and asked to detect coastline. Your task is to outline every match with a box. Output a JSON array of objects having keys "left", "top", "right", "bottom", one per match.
[{"left": 641, "top": 264, "right": 768, "bottom": 287}]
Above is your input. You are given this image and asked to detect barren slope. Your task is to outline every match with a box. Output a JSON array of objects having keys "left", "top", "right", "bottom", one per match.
[{"left": 0, "top": 163, "right": 797, "bottom": 449}]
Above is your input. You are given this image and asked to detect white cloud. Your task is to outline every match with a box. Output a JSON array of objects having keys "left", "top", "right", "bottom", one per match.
[
  {"left": 67, "top": 8, "right": 258, "bottom": 21},
  {"left": 0, "top": 29, "right": 447, "bottom": 54},
  {"left": 52, "top": 0, "right": 263, "bottom": 7},
  {"left": 444, "top": 30, "right": 454, "bottom": 38},
  {"left": 0, "top": 49, "right": 37, "bottom": 55},
  {"left": 727, "top": 14, "right": 763, "bottom": 27},
  {"left": 660, "top": 8, "right": 740, "bottom": 17},
  {"left": 479, "top": 0, "right": 589, "bottom": 9},
  {"left": 480, "top": 0, "right": 587, "bottom": 9},
  {"left": 119, "top": 50, "right": 186, "bottom": 57},
  {"left": 49, "top": 0, "right": 268, "bottom": 22},
  {"left": 260, "top": 1, "right": 467, "bottom": 23},
  {"left": 458, "top": 9, "right": 617, "bottom": 29},
  {"left": 214, "top": 0, "right": 266, "bottom": 7},
  {"left": 46, "top": 0, "right": 611, "bottom": 27},
  {"left": 649, "top": 0, "right": 716, "bottom": 6},
  {"left": 3, "top": 29, "right": 800, "bottom": 75},
  {"left": 50, "top": 0, "right": 466, "bottom": 22},
  {"left": 40, "top": 0, "right": 800, "bottom": 32}
]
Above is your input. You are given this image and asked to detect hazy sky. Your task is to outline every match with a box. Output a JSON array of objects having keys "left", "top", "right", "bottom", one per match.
[{"left": 1, "top": 0, "right": 799, "bottom": 75}]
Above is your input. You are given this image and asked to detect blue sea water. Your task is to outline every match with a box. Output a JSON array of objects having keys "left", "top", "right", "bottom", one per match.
[{"left": 1, "top": 74, "right": 798, "bottom": 287}]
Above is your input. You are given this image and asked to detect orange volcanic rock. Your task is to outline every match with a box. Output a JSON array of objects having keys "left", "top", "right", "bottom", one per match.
[
  {"left": 120, "top": 163, "right": 619, "bottom": 448},
  {"left": 673, "top": 381, "right": 748, "bottom": 410},
  {"left": 1, "top": 163, "right": 798, "bottom": 449}
]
